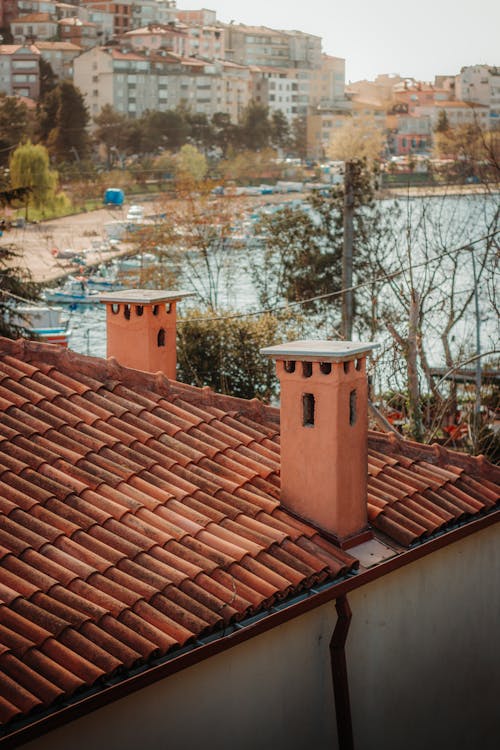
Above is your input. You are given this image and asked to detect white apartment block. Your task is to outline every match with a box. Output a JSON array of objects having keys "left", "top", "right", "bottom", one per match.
[
  {"left": 456, "top": 64, "right": 500, "bottom": 128},
  {"left": 251, "top": 67, "right": 298, "bottom": 121},
  {"left": 414, "top": 99, "right": 490, "bottom": 129},
  {"left": 73, "top": 46, "right": 252, "bottom": 122}
]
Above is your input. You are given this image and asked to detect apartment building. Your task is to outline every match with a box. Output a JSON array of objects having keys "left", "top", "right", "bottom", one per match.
[
  {"left": 123, "top": 24, "right": 189, "bottom": 57},
  {"left": 34, "top": 39, "right": 82, "bottom": 81},
  {"left": 58, "top": 17, "right": 99, "bottom": 48},
  {"left": 251, "top": 66, "right": 299, "bottom": 121},
  {"left": 79, "top": 1, "right": 133, "bottom": 36},
  {"left": 0, "top": 43, "right": 40, "bottom": 97},
  {"left": 224, "top": 24, "right": 291, "bottom": 68},
  {"left": 386, "top": 113, "right": 432, "bottom": 156},
  {"left": 414, "top": 99, "right": 490, "bottom": 129},
  {"left": 309, "top": 54, "right": 345, "bottom": 107},
  {"left": 456, "top": 64, "right": 500, "bottom": 127},
  {"left": 130, "top": 0, "right": 177, "bottom": 29},
  {"left": 73, "top": 45, "right": 250, "bottom": 122},
  {"left": 217, "top": 59, "right": 252, "bottom": 122},
  {"left": 10, "top": 12, "right": 58, "bottom": 42}
]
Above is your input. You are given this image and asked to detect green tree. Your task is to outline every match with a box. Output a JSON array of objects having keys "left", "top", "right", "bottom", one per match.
[
  {"left": 251, "top": 162, "right": 394, "bottom": 334},
  {"left": 39, "top": 57, "right": 57, "bottom": 99},
  {"left": 177, "top": 308, "right": 303, "bottom": 400},
  {"left": 0, "top": 95, "right": 31, "bottom": 167},
  {"left": 270, "top": 110, "right": 290, "bottom": 152},
  {"left": 93, "top": 104, "right": 132, "bottom": 167},
  {"left": 40, "top": 82, "right": 91, "bottom": 162},
  {"left": 138, "top": 109, "right": 190, "bottom": 153},
  {"left": 290, "top": 115, "right": 307, "bottom": 160},
  {"left": 211, "top": 112, "right": 238, "bottom": 156},
  {"left": 9, "top": 141, "right": 58, "bottom": 218},
  {"left": 0, "top": 244, "right": 41, "bottom": 338},
  {"left": 435, "top": 109, "right": 450, "bottom": 133},
  {"left": 186, "top": 112, "right": 215, "bottom": 154},
  {"left": 239, "top": 101, "right": 271, "bottom": 151}
]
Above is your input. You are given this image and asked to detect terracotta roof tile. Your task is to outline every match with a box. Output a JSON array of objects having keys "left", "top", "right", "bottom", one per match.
[{"left": 0, "top": 337, "right": 497, "bottom": 733}]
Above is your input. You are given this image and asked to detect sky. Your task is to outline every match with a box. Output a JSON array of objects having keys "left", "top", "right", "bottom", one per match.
[{"left": 185, "top": 0, "right": 500, "bottom": 83}]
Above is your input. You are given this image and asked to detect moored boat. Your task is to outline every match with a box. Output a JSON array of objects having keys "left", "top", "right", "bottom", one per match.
[{"left": 14, "top": 305, "right": 72, "bottom": 347}]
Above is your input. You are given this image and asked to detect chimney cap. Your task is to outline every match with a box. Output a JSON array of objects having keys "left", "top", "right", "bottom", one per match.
[
  {"left": 260, "top": 339, "right": 378, "bottom": 362},
  {"left": 99, "top": 289, "right": 192, "bottom": 305}
]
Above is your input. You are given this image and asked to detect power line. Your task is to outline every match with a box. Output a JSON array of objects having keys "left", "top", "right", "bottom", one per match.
[{"left": 176, "top": 229, "right": 500, "bottom": 325}]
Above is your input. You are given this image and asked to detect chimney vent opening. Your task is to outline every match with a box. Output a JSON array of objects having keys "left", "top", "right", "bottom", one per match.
[
  {"left": 343, "top": 360, "right": 351, "bottom": 374},
  {"left": 135, "top": 305, "right": 144, "bottom": 316},
  {"left": 319, "top": 361, "right": 331, "bottom": 375},
  {"left": 302, "top": 392, "right": 315, "bottom": 426},
  {"left": 124, "top": 304, "right": 131, "bottom": 320},
  {"left": 349, "top": 389, "right": 357, "bottom": 425},
  {"left": 355, "top": 358, "right": 362, "bottom": 371},
  {"left": 284, "top": 360, "right": 296, "bottom": 373},
  {"left": 153, "top": 305, "right": 159, "bottom": 316},
  {"left": 111, "top": 303, "right": 120, "bottom": 314},
  {"left": 302, "top": 361, "right": 313, "bottom": 378},
  {"left": 157, "top": 328, "right": 166, "bottom": 347},
  {"left": 166, "top": 302, "right": 173, "bottom": 314}
]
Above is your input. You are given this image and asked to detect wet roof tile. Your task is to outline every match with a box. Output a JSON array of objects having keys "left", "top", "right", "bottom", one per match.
[{"left": 0, "top": 337, "right": 497, "bottom": 733}]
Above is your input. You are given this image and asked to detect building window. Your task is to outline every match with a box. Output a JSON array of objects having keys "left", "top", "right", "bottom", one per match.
[{"left": 303, "top": 393, "right": 315, "bottom": 427}]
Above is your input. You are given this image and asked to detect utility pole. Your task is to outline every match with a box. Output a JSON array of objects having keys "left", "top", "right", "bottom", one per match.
[
  {"left": 341, "top": 160, "right": 355, "bottom": 339},
  {"left": 471, "top": 250, "right": 482, "bottom": 422}
]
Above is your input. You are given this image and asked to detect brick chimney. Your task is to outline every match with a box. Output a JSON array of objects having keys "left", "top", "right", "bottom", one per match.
[
  {"left": 99, "top": 289, "right": 191, "bottom": 379},
  {"left": 261, "top": 340, "right": 377, "bottom": 547}
]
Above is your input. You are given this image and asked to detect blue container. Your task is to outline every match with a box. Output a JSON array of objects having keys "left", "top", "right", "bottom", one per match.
[{"left": 103, "top": 188, "right": 125, "bottom": 206}]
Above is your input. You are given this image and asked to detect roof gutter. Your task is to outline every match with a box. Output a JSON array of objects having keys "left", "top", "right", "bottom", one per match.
[
  {"left": 330, "top": 595, "right": 354, "bottom": 750},
  {"left": 1, "top": 509, "right": 499, "bottom": 749}
]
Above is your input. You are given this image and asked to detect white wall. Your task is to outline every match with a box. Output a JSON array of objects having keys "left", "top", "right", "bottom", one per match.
[
  {"left": 347, "top": 522, "right": 500, "bottom": 750},
  {"left": 21, "top": 523, "right": 499, "bottom": 750}
]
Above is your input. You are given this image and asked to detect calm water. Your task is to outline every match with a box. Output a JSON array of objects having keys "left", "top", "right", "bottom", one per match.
[{"left": 66, "top": 192, "right": 499, "bottom": 381}]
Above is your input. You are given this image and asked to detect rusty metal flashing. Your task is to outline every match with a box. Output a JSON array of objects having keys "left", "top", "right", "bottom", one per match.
[{"left": 1, "top": 508, "right": 498, "bottom": 749}]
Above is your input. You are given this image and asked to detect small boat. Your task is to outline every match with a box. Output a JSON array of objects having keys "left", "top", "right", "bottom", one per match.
[
  {"left": 43, "top": 277, "right": 101, "bottom": 306},
  {"left": 14, "top": 305, "right": 72, "bottom": 347},
  {"left": 116, "top": 253, "right": 157, "bottom": 271},
  {"left": 85, "top": 263, "right": 123, "bottom": 292}
]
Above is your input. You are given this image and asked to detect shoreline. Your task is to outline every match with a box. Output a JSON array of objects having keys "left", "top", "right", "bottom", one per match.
[{"left": 2, "top": 184, "right": 497, "bottom": 286}]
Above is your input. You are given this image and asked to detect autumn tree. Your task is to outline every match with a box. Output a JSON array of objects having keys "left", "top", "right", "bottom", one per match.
[{"left": 327, "top": 115, "right": 385, "bottom": 165}]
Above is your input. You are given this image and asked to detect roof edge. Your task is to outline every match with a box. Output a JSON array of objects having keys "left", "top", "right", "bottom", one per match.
[{"left": 2, "top": 508, "right": 498, "bottom": 749}]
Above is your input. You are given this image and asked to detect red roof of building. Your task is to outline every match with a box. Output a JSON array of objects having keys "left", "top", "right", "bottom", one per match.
[{"left": 0, "top": 337, "right": 498, "bottom": 736}]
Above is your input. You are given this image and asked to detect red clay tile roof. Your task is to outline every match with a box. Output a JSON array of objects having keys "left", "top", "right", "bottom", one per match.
[{"left": 0, "top": 337, "right": 498, "bottom": 734}]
